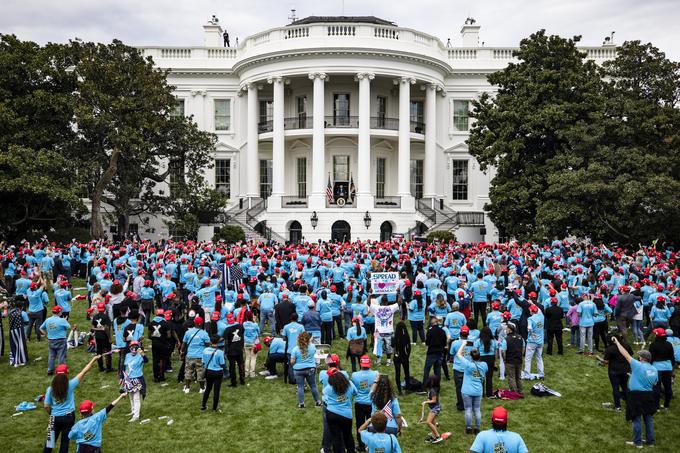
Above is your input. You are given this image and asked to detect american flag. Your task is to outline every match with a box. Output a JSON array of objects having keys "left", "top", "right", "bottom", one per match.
[
  {"left": 349, "top": 174, "right": 356, "bottom": 203},
  {"left": 221, "top": 262, "right": 243, "bottom": 293},
  {"left": 382, "top": 400, "right": 393, "bottom": 421},
  {"left": 326, "top": 174, "right": 334, "bottom": 202}
]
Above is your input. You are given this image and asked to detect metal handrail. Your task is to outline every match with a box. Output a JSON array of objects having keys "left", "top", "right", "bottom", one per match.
[
  {"left": 284, "top": 116, "right": 313, "bottom": 130},
  {"left": 370, "top": 116, "right": 399, "bottom": 130},
  {"left": 410, "top": 120, "right": 425, "bottom": 134},
  {"left": 417, "top": 198, "right": 436, "bottom": 224},
  {"left": 324, "top": 115, "right": 359, "bottom": 128}
]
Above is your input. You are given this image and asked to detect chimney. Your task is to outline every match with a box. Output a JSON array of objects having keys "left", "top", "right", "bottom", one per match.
[
  {"left": 203, "top": 21, "right": 223, "bottom": 47},
  {"left": 460, "top": 18, "right": 480, "bottom": 47}
]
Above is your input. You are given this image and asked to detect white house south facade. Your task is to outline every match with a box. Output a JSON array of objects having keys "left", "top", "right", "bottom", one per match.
[{"left": 130, "top": 16, "right": 617, "bottom": 243}]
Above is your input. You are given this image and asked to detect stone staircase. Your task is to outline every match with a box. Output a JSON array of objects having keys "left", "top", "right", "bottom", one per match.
[
  {"left": 219, "top": 198, "right": 286, "bottom": 243},
  {"left": 408, "top": 198, "right": 485, "bottom": 237}
]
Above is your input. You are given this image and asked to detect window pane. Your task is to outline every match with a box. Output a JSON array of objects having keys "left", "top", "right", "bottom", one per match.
[
  {"left": 333, "top": 94, "right": 350, "bottom": 126},
  {"left": 453, "top": 100, "right": 469, "bottom": 131},
  {"left": 333, "top": 155, "right": 350, "bottom": 181},
  {"left": 215, "top": 159, "right": 230, "bottom": 196},
  {"left": 410, "top": 159, "right": 423, "bottom": 199},
  {"left": 259, "top": 159, "right": 272, "bottom": 198},
  {"left": 410, "top": 101, "right": 424, "bottom": 123},
  {"left": 376, "top": 158, "right": 386, "bottom": 198},
  {"left": 297, "top": 158, "right": 307, "bottom": 198},
  {"left": 171, "top": 99, "right": 185, "bottom": 118},
  {"left": 168, "top": 159, "right": 184, "bottom": 197},
  {"left": 215, "top": 99, "right": 231, "bottom": 131},
  {"left": 451, "top": 160, "right": 468, "bottom": 200}
]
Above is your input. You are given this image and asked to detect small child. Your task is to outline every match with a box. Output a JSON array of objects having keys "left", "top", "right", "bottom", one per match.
[
  {"left": 121, "top": 340, "right": 148, "bottom": 422},
  {"left": 422, "top": 375, "right": 443, "bottom": 444}
]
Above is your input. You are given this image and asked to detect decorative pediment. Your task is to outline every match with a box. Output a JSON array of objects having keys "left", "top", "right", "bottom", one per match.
[
  {"left": 214, "top": 141, "right": 240, "bottom": 152},
  {"left": 372, "top": 139, "right": 394, "bottom": 150},
  {"left": 444, "top": 142, "right": 469, "bottom": 153},
  {"left": 289, "top": 139, "right": 311, "bottom": 150}
]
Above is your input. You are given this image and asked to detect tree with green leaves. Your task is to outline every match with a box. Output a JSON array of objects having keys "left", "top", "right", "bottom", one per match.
[
  {"left": 0, "top": 34, "right": 84, "bottom": 239},
  {"left": 469, "top": 31, "right": 680, "bottom": 244},
  {"left": 68, "top": 39, "right": 218, "bottom": 238}
]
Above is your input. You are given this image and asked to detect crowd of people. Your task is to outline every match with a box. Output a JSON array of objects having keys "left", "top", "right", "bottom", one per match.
[{"left": 1, "top": 237, "right": 679, "bottom": 451}]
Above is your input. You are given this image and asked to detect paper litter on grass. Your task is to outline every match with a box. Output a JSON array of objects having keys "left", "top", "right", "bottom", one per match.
[
  {"left": 100, "top": 385, "right": 110, "bottom": 389},
  {"left": 158, "top": 416, "right": 168, "bottom": 420},
  {"left": 160, "top": 383, "right": 169, "bottom": 387},
  {"left": 140, "top": 419, "right": 150, "bottom": 424},
  {"left": 34, "top": 357, "right": 42, "bottom": 361},
  {"left": 12, "top": 412, "right": 23, "bottom": 417},
  {"left": 167, "top": 420, "right": 174, "bottom": 426}
]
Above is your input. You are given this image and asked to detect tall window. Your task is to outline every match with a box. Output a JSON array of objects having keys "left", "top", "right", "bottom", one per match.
[
  {"left": 297, "top": 96, "right": 307, "bottom": 127},
  {"left": 259, "top": 100, "right": 273, "bottom": 125},
  {"left": 214, "top": 159, "right": 231, "bottom": 196},
  {"left": 410, "top": 159, "right": 423, "bottom": 199},
  {"left": 376, "top": 157, "right": 386, "bottom": 198},
  {"left": 333, "top": 155, "right": 350, "bottom": 182},
  {"left": 128, "top": 223, "right": 139, "bottom": 235},
  {"left": 214, "top": 99, "right": 231, "bottom": 131},
  {"left": 171, "top": 99, "right": 185, "bottom": 118},
  {"left": 410, "top": 100, "right": 424, "bottom": 123},
  {"left": 451, "top": 160, "right": 469, "bottom": 200},
  {"left": 453, "top": 100, "right": 469, "bottom": 131},
  {"left": 376, "top": 96, "right": 387, "bottom": 128},
  {"left": 296, "top": 158, "right": 307, "bottom": 198},
  {"left": 333, "top": 93, "right": 350, "bottom": 126},
  {"left": 259, "top": 159, "right": 272, "bottom": 199},
  {"left": 168, "top": 159, "right": 184, "bottom": 197}
]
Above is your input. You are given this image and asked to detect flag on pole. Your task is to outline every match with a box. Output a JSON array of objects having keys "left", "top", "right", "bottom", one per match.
[
  {"left": 326, "top": 174, "right": 334, "bottom": 202},
  {"left": 349, "top": 174, "right": 356, "bottom": 203}
]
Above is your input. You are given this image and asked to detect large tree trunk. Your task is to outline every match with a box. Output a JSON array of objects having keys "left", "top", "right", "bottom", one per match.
[
  {"left": 117, "top": 213, "right": 129, "bottom": 237},
  {"left": 90, "top": 148, "right": 121, "bottom": 239}
]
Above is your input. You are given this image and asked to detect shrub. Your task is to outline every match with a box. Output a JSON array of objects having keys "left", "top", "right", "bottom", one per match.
[
  {"left": 426, "top": 230, "right": 456, "bottom": 244},
  {"left": 213, "top": 224, "right": 245, "bottom": 243}
]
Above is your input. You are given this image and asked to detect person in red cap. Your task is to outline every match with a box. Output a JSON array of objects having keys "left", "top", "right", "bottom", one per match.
[
  {"left": 181, "top": 316, "right": 211, "bottom": 393},
  {"left": 91, "top": 302, "right": 114, "bottom": 372},
  {"left": 351, "top": 354, "right": 378, "bottom": 451},
  {"left": 544, "top": 297, "right": 564, "bottom": 355},
  {"left": 39, "top": 305, "right": 71, "bottom": 375},
  {"left": 149, "top": 309, "right": 172, "bottom": 382},
  {"left": 469, "top": 406, "right": 528, "bottom": 453},
  {"left": 649, "top": 327, "right": 675, "bottom": 410},
  {"left": 68, "top": 391, "right": 128, "bottom": 452},
  {"left": 43, "top": 354, "right": 101, "bottom": 452},
  {"left": 224, "top": 312, "right": 246, "bottom": 387},
  {"left": 26, "top": 277, "right": 47, "bottom": 342}
]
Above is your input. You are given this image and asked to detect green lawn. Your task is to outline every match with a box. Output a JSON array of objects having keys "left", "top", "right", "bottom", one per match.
[{"left": 1, "top": 281, "right": 678, "bottom": 452}]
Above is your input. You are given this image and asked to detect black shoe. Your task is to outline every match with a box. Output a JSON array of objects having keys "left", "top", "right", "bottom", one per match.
[
  {"left": 229, "top": 384, "right": 237, "bottom": 388},
  {"left": 465, "top": 427, "right": 472, "bottom": 435},
  {"left": 200, "top": 406, "right": 207, "bottom": 411},
  {"left": 473, "top": 428, "right": 480, "bottom": 434}
]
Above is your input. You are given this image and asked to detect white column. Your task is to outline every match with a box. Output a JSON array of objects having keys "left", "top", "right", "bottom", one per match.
[
  {"left": 246, "top": 82, "right": 260, "bottom": 203},
  {"left": 269, "top": 76, "right": 285, "bottom": 209},
  {"left": 423, "top": 83, "right": 437, "bottom": 201},
  {"left": 309, "top": 72, "right": 327, "bottom": 209},
  {"left": 356, "top": 72, "right": 374, "bottom": 209},
  {"left": 397, "top": 76, "right": 416, "bottom": 209}
]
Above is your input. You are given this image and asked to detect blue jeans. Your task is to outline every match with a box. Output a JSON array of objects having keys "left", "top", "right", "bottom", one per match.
[
  {"left": 48, "top": 338, "right": 67, "bottom": 373},
  {"left": 462, "top": 394, "right": 482, "bottom": 429},
  {"left": 632, "top": 414, "right": 654, "bottom": 446},
  {"left": 259, "top": 309, "right": 275, "bottom": 334},
  {"left": 422, "top": 353, "right": 442, "bottom": 384},
  {"left": 631, "top": 319, "right": 644, "bottom": 342},
  {"left": 294, "top": 368, "right": 320, "bottom": 405}
]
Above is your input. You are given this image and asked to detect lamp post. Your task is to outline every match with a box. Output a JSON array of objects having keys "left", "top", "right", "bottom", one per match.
[
  {"left": 363, "top": 211, "right": 371, "bottom": 229},
  {"left": 310, "top": 211, "right": 319, "bottom": 229}
]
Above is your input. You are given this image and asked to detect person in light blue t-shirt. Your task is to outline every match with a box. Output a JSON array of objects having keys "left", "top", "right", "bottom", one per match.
[
  {"left": 457, "top": 339, "right": 488, "bottom": 434},
  {"left": 44, "top": 355, "right": 100, "bottom": 452},
  {"left": 290, "top": 331, "right": 321, "bottom": 408},
  {"left": 577, "top": 296, "right": 597, "bottom": 354},
  {"left": 68, "top": 392, "right": 127, "bottom": 452},
  {"left": 122, "top": 340, "right": 148, "bottom": 422},
  {"left": 358, "top": 411, "right": 402, "bottom": 453},
  {"left": 469, "top": 406, "right": 528, "bottom": 453},
  {"left": 40, "top": 305, "right": 71, "bottom": 375},
  {"left": 351, "top": 355, "right": 379, "bottom": 451},
  {"left": 201, "top": 335, "right": 226, "bottom": 412},
  {"left": 612, "top": 336, "right": 658, "bottom": 448}
]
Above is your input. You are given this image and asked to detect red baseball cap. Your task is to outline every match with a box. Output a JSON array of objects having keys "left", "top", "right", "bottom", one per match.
[
  {"left": 460, "top": 325, "right": 470, "bottom": 334},
  {"left": 529, "top": 304, "right": 539, "bottom": 313},
  {"left": 96, "top": 302, "right": 106, "bottom": 312},
  {"left": 360, "top": 355, "right": 371, "bottom": 368},
  {"left": 79, "top": 400, "right": 95, "bottom": 414},
  {"left": 491, "top": 406, "right": 508, "bottom": 424},
  {"left": 211, "top": 311, "right": 220, "bottom": 321},
  {"left": 226, "top": 313, "right": 235, "bottom": 324},
  {"left": 491, "top": 302, "right": 500, "bottom": 310},
  {"left": 550, "top": 297, "right": 558, "bottom": 305},
  {"left": 193, "top": 316, "right": 204, "bottom": 326},
  {"left": 501, "top": 311, "right": 512, "bottom": 320},
  {"left": 51, "top": 305, "right": 63, "bottom": 314},
  {"left": 653, "top": 327, "right": 667, "bottom": 337},
  {"left": 156, "top": 308, "right": 165, "bottom": 316},
  {"left": 326, "top": 353, "right": 340, "bottom": 366},
  {"left": 56, "top": 364, "right": 69, "bottom": 375}
]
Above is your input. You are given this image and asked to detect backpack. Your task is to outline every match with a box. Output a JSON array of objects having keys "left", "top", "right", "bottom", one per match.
[{"left": 406, "top": 376, "right": 423, "bottom": 392}]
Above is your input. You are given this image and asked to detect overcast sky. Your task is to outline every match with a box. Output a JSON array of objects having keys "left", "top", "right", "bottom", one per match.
[{"left": 2, "top": 0, "right": 678, "bottom": 59}]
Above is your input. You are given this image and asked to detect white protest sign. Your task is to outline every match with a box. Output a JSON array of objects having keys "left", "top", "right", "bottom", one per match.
[{"left": 370, "top": 272, "right": 399, "bottom": 294}]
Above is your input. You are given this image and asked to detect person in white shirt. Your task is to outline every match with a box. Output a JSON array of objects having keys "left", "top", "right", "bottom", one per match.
[{"left": 370, "top": 295, "right": 400, "bottom": 366}]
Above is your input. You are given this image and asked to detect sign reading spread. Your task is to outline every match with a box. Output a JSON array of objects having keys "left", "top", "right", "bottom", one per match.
[{"left": 370, "top": 272, "right": 399, "bottom": 294}]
